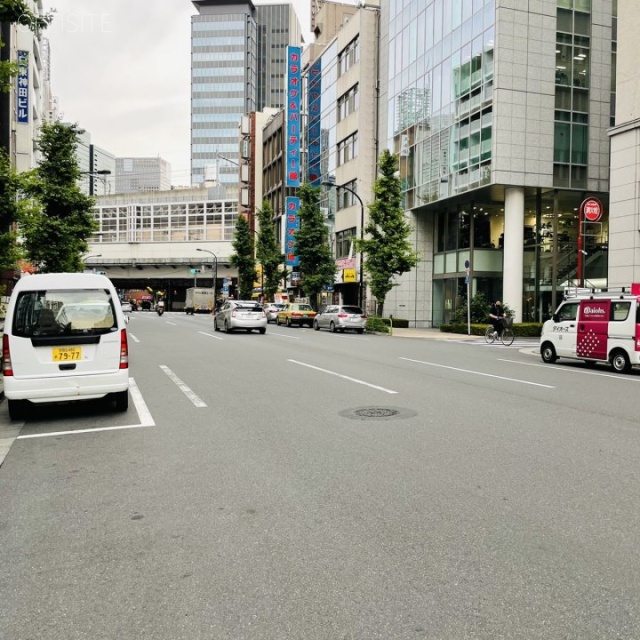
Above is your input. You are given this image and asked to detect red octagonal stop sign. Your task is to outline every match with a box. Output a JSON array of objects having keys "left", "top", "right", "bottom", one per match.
[{"left": 581, "top": 197, "right": 603, "bottom": 222}]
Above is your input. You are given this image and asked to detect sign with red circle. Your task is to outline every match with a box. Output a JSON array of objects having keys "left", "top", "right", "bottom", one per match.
[{"left": 580, "top": 197, "right": 603, "bottom": 223}]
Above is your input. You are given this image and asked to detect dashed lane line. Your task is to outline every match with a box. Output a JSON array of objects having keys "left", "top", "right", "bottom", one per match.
[{"left": 159, "top": 365, "right": 207, "bottom": 407}]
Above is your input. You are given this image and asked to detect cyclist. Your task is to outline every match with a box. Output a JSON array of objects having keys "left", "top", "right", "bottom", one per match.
[{"left": 489, "top": 300, "right": 504, "bottom": 337}]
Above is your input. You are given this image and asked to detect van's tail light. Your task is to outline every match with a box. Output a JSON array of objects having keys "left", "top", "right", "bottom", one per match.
[
  {"left": 119, "top": 329, "right": 129, "bottom": 369},
  {"left": 2, "top": 334, "right": 13, "bottom": 376}
]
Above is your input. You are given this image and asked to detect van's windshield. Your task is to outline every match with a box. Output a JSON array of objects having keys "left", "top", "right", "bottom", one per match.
[{"left": 12, "top": 289, "right": 117, "bottom": 337}]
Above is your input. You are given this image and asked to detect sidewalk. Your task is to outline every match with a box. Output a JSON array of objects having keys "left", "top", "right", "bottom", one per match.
[{"left": 385, "top": 327, "right": 479, "bottom": 340}]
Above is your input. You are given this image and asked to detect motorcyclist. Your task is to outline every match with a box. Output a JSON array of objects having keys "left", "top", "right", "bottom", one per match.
[{"left": 156, "top": 299, "right": 165, "bottom": 315}]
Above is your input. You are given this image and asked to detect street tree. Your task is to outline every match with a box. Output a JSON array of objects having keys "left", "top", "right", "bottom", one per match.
[
  {"left": 256, "top": 200, "right": 284, "bottom": 302},
  {"left": 0, "top": 1, "right": 52, "bottom": 92},
  {"left": 19, "top": 122, "right": 97, "bottom": 273},
  {"left": 294, "top": 183, "right": 335, "bottom": 307},
  {"left": 230, "top": 213, "right": 256, "bottom": 300},
  {"left": 357, "top": 149, "right": 418, "bottom": 316},
  {"left": 0, "top": 148, "right": 21, "bottom": 271}
]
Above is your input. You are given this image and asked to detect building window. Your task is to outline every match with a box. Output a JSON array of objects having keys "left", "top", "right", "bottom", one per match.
[
  {"left": 336, "top": 180, "right": 359, "bottom": 211},
  {"left": 338, "top": 37, "right": 359, "bottom": 76},
  {"left": 338, "top": 84, "right": 359, "bottom": 121},
  {"left": 337, "top": 132, "right": 358, "bottom": 166},
  {"left": 335, "top": 228, "right": 356, "bottom": 259}
]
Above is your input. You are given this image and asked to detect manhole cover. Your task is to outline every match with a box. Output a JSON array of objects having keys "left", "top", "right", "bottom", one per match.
[
  {"left": 340, "top": 407, "right": 417, "bottom": 421},
  {"left": 354, "top": 408, "right": 399, "bottom": 418}
]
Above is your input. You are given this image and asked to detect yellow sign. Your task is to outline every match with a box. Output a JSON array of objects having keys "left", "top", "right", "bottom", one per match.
[{"left": 343, "top": 269, "right": 357, "bottom": 283}]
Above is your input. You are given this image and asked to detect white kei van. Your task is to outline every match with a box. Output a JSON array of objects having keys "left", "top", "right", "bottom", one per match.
[
  {"left": 540, "top": 284, "right": 640, "bottom": 373},
  {"left": 2, "top": 273, "right": 130, "bottom": 420}
]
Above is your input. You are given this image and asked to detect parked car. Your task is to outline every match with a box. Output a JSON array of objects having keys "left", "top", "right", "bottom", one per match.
[
  {"left": 263, "top": 303, "right": 286, "bottom": 323},
  {"left": 213, "top": 300, "right": 267, "bottom": 334},
  {"left": 314, "top": 305, "right": 366, "bottom": 333},
  {"left": 121, "top": 300, "right": 133, "bottom": 314},
  {"left": 2, "top": 273, "right": 130, "bottom": 420},
  {"left": 276, "top": 302, "right": 317, "bottom": 327}
]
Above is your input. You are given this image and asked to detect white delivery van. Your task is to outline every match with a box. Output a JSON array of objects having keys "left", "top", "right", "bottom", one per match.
[
  {"left": 2, "top": 273, "right": 130, "bottom": 420},
  {"left": 540, "top": 284, "right": 640, "bottom": 373}
]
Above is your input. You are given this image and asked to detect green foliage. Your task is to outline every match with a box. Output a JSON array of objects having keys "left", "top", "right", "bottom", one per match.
[
  {"left": 356, "top": 149, "right": 418, "bottom": 316},
  {"left": 366, "top": 316, "right": 390, "bottom": 333},
  {"left": 294, "top": 183, "right": 336, "bottom": 306},
  {"left": 18, "top": 122, "right": 96, "bottom": 273},
  {"left": 451, "top": 291, "right": 490, "bottom": 324},
  {"left": 440, "top": 323, "right": 543, "bottom": 337},
  {"left": 230, "top": 214, "right": 256, "bottom": 300},
  {"left": 0, "top": 1, "right": 53, "bottom": 92},
  {"left": 256, "top": 200, "right": 285, "bottom": 301},
  {"left": 0, "top": 149, "right": 22, "bottom": 271}
]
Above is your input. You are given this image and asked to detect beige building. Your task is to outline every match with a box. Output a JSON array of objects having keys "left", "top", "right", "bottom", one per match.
[{"left": 608, "top": 0, "right": 640, "bottom": 286}]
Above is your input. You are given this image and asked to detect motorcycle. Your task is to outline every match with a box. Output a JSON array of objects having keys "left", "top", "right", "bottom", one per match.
[{"left": 156, "top": 305, "right": 165, "bottom": 316}]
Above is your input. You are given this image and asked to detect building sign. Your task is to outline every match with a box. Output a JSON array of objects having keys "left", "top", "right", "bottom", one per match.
[
  {"left": 580, "top": 197, "right": 603, "bottom": 223},
  {"left": 336, "top": 257, "right": 356, "bottom": 270},
  {"left": 343, "top": 269, "right": 357, "bottom": 283},
  {"left": 17, "top": 51, "right": 29, "bottom": 124},
  {"left": 285, "top": 196, "right": 300, "bottom": 267},
  {"left": 307, "top": 58, "right": 322, "bottom": 186},
  {"left": 286, "top": 46, "right": 302, "bottom": 187}
]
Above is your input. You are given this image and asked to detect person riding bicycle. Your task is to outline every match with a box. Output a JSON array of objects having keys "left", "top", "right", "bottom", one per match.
[{"left": 489, "top": 300, "right": 505, "bottom": 337}]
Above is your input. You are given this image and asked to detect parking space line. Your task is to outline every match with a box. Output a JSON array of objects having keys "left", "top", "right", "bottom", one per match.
[
  {"left": 498, "top": 358, "right": 640, "bottom": 382},
  {"left": 199, "top": 331, "right": 223, "bottom": 341},
  {"left": 288, "top": 359, "right": 398, "bottom": 394},
  {"left": 17, "top": 377, "right": 155, "bottom": 440},
  {"left": 399, "top": 357, "right": 555, "bottom": 389},
  {"left": 160, "top": 365, "right": 208, "bottom": 407}
]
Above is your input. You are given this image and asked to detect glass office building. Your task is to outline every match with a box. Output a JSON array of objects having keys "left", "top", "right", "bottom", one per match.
[
  {"left": 190, "top": 1, "right": 300, "bottom": 188},
  {"left": 191, "top": 0, "right": 257, "bottom": 187},
  {"left": 381, "top": 0, "right": 616, "bottom": 326}
]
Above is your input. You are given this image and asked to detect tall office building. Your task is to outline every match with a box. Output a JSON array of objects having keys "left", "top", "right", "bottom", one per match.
[
  {"left": 190, "top": 0, "right": 301, "bottom": 187},
  {"left": 116, "top": 157, "right": 172, "bottom": 194},
  {"left": 380, "top": 0, "right": 616, "bottom": 326}
]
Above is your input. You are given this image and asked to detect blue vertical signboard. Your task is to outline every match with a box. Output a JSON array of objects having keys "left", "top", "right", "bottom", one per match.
[
  {"left": 285, "top": 197, "right": 300, "bottom": 267},
  {"left": 286, "top": 46, "right": 302, "bottom": 187},
  {"left": 307, "top": 58, "right": 322, "bottom": 186},
  {"left": 17, "top": 51, "right": 29, "bottom": 124}
]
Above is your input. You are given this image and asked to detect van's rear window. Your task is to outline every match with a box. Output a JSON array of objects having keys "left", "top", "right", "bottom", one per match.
[{"left": 12, "top": 289, "right": 117, "bottom": 337}]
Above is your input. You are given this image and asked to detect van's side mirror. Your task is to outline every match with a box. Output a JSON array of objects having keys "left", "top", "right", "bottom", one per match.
[{"left": 552, "top": 313, "right": 559, "bottom": 323}]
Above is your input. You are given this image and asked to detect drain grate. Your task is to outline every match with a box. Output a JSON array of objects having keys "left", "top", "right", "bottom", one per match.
[
  {"left": 340, "top": 406, "right": 417, "bottom": 421},
  {"left": 354, "top": 408, "right": 399, "bottom": 418}
]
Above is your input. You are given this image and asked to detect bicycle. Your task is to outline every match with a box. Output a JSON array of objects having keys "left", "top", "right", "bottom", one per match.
[{"left": 484, "top": 317, "right": 514, "bottom": 346}]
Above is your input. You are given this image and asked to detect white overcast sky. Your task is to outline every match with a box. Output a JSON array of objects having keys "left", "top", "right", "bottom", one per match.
[{"left": 47, "top": 0, "right": 312, "bottom": 186}]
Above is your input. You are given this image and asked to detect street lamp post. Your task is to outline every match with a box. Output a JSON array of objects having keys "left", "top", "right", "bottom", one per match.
[
  {"left": 322, "top": 181, "right": 365, "bottom": 309},
  {"left": 80, "top": 169, "right": 112, "bottom": 195},
  {"left": 83, "top": 253, "right": 102, "bottom": 274},
  {"left": 196, "top": 248, "right": 218, "bottom": 301}
]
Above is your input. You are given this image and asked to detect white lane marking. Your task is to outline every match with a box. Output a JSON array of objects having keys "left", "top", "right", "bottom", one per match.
[
  {"left": 399, "top": 357, "right": 555, "bottom": 389},
  {"left": 17, "top": 377, "right": 155, "bottom": 439},
  {"left": 199, "top": 331, "right": 223, "bottom": 341},
  {"left": 166, "top": 322, "right": 177, "bottom": 326},
  {"left": 129, "top": 377, "right": 155, "bottom": 425},
  {"left": 270, "top": 332, "right": 302, "bottom": 340},
  {"left": 498, "top": 358, "right": 640, "bottom": 382},
  {"left": 129, "top": 334, "right": 140, "bottom": 343},
  {"left": 288, "top": 359, "right": 398, "bottom": 394},
  {"left": 159, "top": 365, "right": 207, "bottom": 407}
]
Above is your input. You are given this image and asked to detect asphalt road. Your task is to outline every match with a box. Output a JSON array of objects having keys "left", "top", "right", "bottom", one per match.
[{"left": 1, "top": 312, "right": 639, "bottom": 639}]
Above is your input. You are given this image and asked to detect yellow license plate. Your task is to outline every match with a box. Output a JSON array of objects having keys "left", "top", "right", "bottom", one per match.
[{"left": 52, "top": 347, "right": 82, "bottom": 362}]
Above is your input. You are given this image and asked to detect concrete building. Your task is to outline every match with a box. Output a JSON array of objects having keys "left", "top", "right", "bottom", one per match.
[
  {"left": 608, "top": 0, "right": 639, "bottom": 286},
  {"left": 303, "top": 0, "right": 381, "bottom": 309},
  {"left": 115, "top": 156, "right": 171, "bottom": 194},
  {"left": 1, "top": 0, "right": 52, "bottom": 171},
  {"left": 380, "top": 0, "right": 615, "bottom": 326},
  {"left": 86, "top": 187, "right": 240, "bottom": 309}
]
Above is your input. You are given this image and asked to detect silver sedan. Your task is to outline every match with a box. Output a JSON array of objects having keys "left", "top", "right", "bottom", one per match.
[{"left": 214, "top": 300, "right": 267, "bottom": 334}]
